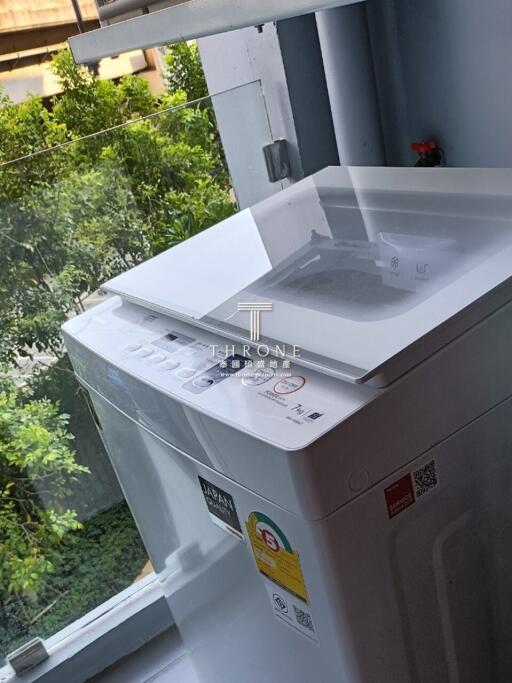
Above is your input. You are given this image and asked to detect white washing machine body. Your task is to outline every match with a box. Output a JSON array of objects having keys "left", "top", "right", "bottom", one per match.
[{"left": 63, "top": 166, "right": 512, "bottom": 682}]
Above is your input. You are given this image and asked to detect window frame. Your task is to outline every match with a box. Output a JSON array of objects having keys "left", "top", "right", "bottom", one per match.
[{"left": 0, "top": 573, "right": 173, "bottom": 683}]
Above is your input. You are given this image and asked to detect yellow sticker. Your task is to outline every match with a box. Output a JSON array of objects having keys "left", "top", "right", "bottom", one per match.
[{"left": 246, "top": 511, "right": 309, "bottom": 603}]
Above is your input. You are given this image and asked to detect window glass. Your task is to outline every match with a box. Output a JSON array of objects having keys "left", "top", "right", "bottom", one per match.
[{"left": 0, "top": 52, "right": 270, "bottom": 661}]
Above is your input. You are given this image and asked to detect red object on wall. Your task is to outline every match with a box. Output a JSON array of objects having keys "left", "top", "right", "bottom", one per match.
[{"left": 411, "top": 139, "right": 438, "bottom": 154}]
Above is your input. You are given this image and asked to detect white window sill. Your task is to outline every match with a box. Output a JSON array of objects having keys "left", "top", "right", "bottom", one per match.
[{"left": 0, "top": 573, "right": 173, "bottom": 683}]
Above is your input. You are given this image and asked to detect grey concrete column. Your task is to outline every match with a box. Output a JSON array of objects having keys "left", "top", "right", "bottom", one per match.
[{"left": 316, "top": 3, "right": 385, "bottom": 166}]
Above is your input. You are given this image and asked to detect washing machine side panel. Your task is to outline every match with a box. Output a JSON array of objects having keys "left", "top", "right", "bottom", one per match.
[
  {"left": 321, "top": 394, "right": 512, "bottom": 683},
  {"left": 76, "top": 373, "right": 512, "bottom": 683},
  {"left": 296, "top": 299, "right": 512, "bottom": 518},
  {"left": 87, "top": 389, "right": 354, "bottom": 683}
]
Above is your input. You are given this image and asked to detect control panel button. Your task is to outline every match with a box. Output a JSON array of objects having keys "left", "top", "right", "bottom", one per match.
[
  {"left": 182, "top": 354, "right": 246, "bottom": 394},
  {"left": 242, "top": 368, "right": 274, "bottom": 386},
  {"left": 147, "top": 353, "right": 166, "bottom": 364},
  {"left": 124, "top": 343, "right": 142, "bottom": 353},
  {"left": 273, "top": 376, "right": 306, "bottom": 395},
  {"left": 176, "top": 367, "right": 196, "bottom": 379},
  {"left": 137, "top": 346, "right": 154, "bottom": 358},
  {"left": 162, "top": 360, "right": 180, "bottom": 371},
  {"left": 193, "top": 376, "right": 215, "bottom": 388}
]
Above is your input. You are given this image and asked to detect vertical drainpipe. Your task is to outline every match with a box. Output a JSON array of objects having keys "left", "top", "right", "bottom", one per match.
[
  {"left": 316, "top": 2, "right": 385, "bottom": 166},
  {"left": 70, "top": 0, "right": 99, "bottom": 74},
  {"left": 70, "top": 0, "right": 86, "bottom": 33}
]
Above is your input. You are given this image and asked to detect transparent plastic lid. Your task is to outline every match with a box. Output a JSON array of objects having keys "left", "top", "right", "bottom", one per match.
[{"left": 104, "top": 166, "right": 512, "bottom": 384}]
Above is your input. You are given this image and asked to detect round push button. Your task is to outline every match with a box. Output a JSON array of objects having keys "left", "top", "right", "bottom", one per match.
[
  {"left": 273, "top": 376, "right": 306, "bottom": 395},
  {"left": 193, "top": 376, "right": 215, "bottom": 388},
  {"left": 147, "top": 353, "right": 166, "bottom": 364},
  {"left": 176, "top": 367, "right": 196, "bottom": 379},
  {"left": 162, "top": 360, "right": 180, "bottom": 371},
  {"left": 137, "top": 346, "right": 154, "bottom": 358},
  {"left": 124, "top": 343, "right": 142, "bottom": 353},
  {"left": 242, "top": 368, "right": 274, "bottom": 386}
]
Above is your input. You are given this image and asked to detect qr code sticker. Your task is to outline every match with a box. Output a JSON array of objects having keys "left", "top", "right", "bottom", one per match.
[
  {"left": 413, "top": 460, "right": 438, "bottom": 498},
  {"left": 293, "top": 605, "right": 314, "bottom": 632}
]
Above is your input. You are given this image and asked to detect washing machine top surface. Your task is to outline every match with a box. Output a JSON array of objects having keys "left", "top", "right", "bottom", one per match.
[{"left": 104, "top": 166, "right": 512, "bottom": 385}]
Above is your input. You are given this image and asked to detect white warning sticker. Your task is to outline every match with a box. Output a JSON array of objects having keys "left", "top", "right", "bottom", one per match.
[{"left": 263, "top": 581, "right": 319, "bottom": 644}]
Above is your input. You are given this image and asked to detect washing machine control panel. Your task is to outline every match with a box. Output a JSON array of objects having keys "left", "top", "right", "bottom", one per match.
[{"left": 64, "top": 297, "right": 375, "bottom": 449}]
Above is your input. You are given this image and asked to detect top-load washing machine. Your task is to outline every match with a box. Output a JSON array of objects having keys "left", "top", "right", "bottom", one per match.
[{"left": 63, "top": 166, "right": 512, "bottom": 683}]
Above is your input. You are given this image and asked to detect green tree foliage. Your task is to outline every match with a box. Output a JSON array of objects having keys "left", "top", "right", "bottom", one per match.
[
  {"left": 165, "top": 41, "right": 208, "bottom": 101},
  {"left": 0, "top": 91, "right": 66, "bottom": 166},
  {"left": 0, "top": 376, "right": 88, "bottom": 596},
  {"left": 0, "top": 42, "right": 234, "bottom": 649},
  {"left": 1, "top": 502, "right": 147, "bottom": 655},
  {"left": 51, "top": 50, "right": 156, "bottom": 136},
  {"left": 0, "top": 46, "right": 235, "bottom": 364},
  {"left": 0, "top": 159, "right": 152, "bottom": 362}
]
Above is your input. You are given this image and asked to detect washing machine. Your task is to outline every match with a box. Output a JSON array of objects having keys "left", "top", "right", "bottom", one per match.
[{"left": 63, "top": 166, "right": 512, "bottom": 682}]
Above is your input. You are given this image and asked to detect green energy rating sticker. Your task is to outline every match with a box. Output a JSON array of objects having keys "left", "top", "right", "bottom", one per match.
[{"left": 246, "top": 512, "right": 309, "bottom": 603}]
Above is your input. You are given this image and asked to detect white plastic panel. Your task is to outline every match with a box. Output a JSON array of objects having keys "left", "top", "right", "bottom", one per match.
[
  {"left": 104, "top": 210, "right": 271, "bottom": 319},
  {"left": 104, "top": 166, "right": 512, "bottom": 384}
]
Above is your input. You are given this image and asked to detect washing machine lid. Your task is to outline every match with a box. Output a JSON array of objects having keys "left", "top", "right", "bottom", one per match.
[{"left": 103, "top": 166, "right": 512, "bottom": 385}]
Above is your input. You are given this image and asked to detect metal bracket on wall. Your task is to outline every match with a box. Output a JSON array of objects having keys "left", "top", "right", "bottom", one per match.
[{"left": 263, "top": 139, "right": 291, "bottom": 182}]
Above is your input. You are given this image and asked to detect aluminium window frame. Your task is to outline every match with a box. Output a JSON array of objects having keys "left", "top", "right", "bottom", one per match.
[{"left": 0, "top": 573, "right": 173, "bottom": 683}]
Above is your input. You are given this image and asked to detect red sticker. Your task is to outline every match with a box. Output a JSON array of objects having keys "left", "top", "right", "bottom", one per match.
[{"left": 385, "top": 473, "right": 415, "bottom": 519}]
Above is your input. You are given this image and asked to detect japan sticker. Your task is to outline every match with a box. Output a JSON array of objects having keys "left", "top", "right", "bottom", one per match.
[{"left": 199, "top": 477, "right": 244, "bottom": 541}]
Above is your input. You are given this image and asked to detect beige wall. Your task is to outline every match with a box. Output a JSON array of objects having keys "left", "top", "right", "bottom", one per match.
[
  {"left": 0, "top": 50, "right": 154, "bottom": 103},
  {"left": 0, "top": 2, "right": 166, "bottom": 102},
  {"left": 0, "top": 0, "right": 98, "bottom": 33}
]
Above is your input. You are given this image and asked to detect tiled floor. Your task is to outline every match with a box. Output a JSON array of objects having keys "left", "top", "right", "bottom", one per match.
[{"left": 90, "top": 629, "right": 198, "bottom": 683}]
